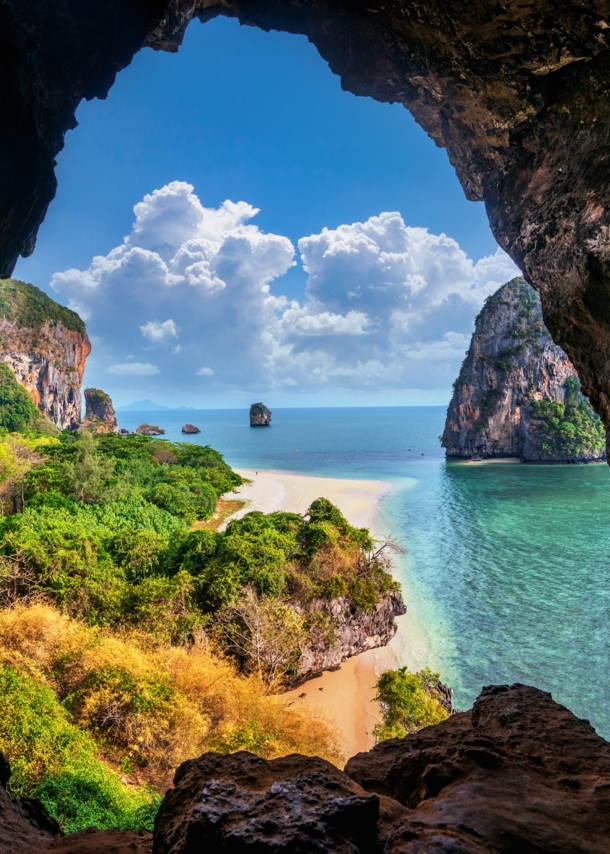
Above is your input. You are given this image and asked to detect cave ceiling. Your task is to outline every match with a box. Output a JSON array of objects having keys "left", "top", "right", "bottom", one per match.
[{"left": 3, "top": 1, "right": 610, "bottom": 432}]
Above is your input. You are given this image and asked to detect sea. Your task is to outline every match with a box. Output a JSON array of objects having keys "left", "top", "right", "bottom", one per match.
[{"left": 118, "top": 406, "right": 610, "bottom": 739}]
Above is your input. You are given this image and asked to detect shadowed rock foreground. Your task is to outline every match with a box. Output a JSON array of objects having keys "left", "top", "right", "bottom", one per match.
[{"left": 4, "top": 684, "right": 607, "bottom": 853}]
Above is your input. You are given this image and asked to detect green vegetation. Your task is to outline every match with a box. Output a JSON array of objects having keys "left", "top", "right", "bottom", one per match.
[
  {"left": 0, "top": 664, "right": 158, "bottom": 833},
  {"left": 0, "top": 605, "right": 340, "bottom": 829},
  {"left": 0, "top": 424, "right": 402, "bottom": 832},
  {"left": 529, "top": 376, "right": 605, "bottom": 458},
  {"left": 0, "top": 278, "right": 85, "bottom": 335},
  {"left": 373, "top": 667, "right": 450, "bottom": 741}
]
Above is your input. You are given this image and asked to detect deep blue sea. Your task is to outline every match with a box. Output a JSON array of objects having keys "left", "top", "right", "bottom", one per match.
[{"left": 118, "top": 406, "right": 610, "bottom": 738}]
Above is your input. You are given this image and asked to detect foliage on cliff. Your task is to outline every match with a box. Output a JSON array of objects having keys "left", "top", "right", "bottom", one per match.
[
  {"left": 0, "top": 426, "right": 404, "bottom": 833},
  {"left": 0, "top": 278, "right": 85, "bottom": 335},
  {"left": 442, "top": 278, "right": 605, "bottom": 460},
  {"left": 373, "top": 666, "right": 450, "bottom": 741},
  {"left": 0, "top": 604, "right": 340, "bottom": 832},
  {"left": 528, "top": 376, "right": 605, "bottom": 459},
  {"left": 0, "top": 362, "right": 56, "bottom": 435}
]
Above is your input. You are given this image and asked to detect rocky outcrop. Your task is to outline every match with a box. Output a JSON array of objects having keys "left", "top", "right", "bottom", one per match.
[
  {"left": 135, "top": 424, "right": 165, "bottom": 436},
  {"left": 81, "top": 388, "right": 117, "bottom": 434},
  {"left": 153, "top": 684, "right": 610, "bottom": 854},
  {"left": 296, "top": 591, "right": 406, "bottom": 681},
  {"left": 249, "top": 402, "right": 271, "bottom": 426},
  {"left": 181, "top": 424, "right": 200, "bottom": 434},
  {"left": 8, "top": 5, "right": 610, "bottom": 437},
  {"left": 0, "top": 279, "right": 90, "bottom": 430},
  {"left": 442, "top": 278, "right": 606, "bottom": 461}
]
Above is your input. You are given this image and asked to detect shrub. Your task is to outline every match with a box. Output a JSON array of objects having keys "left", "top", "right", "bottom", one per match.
[
  {"left": 373, "top": 666, "right": 450, "bottom": 741},
  {"left": 0, "top": 663, "right": 158, "bottom": 833}
]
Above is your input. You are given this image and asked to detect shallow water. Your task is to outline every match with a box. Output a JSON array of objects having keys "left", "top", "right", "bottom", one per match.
[{"left": 118, "top": 406, "right": 610, "bottom": 737}]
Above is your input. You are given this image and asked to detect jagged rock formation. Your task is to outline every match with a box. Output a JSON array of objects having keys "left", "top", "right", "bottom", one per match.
[
  {"left": 3, "top": 684, "right": 609, "bottom": 851},
  {"left": 297, "top": 591, "right": 406, "bottom": 681},
  {"left": 135, "top": 423, "right": 165, "bottom": 436},
  {"left": 181, "top": 423, "right": 200, "bottom": 434},
  {"left": 7, "top": 5, "right": 610, "bottom": 435},
  {"left": 249, "top": 402, "right": 271, "bottom": 426},
  {"left": 0, "top": 279, "right": 90, "bottom": 430},
  {"left": 153, "top": 684, "right": 610, "bottom": 854},
  {"left": 442, "top": 278, "right": 606, "bottom": 461},
  {"left": 81, "top": 388, "right": 117, "bottom": 434}
]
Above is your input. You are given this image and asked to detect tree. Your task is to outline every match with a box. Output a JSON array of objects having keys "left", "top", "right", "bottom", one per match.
[
  {"left": 373, "top": 667, "right": 449, "bottom": 741},
  {"left": 214, "top": 587, "right": 305, "bottom": 690}
]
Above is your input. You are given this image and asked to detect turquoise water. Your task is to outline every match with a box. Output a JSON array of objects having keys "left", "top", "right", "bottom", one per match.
[{"left": 118, "top": 407, "right": 610, "bottom": 737}]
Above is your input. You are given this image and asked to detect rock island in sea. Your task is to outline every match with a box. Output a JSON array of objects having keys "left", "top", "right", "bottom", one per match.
[
  {"left": 441, "top": 277, "right": 606, "bottom": 462},
  {"left": 250, "top": 401, "right": 272, "bottom": 426}
]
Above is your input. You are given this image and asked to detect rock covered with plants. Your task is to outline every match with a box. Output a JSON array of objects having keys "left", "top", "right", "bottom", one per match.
[
  {"left": 249, "top": 402, "right": 271, "bottom": 426},
  {"left": 0, "top": 422, "right": 408, "bottom": 836},
  {"left": 442, "top": 278, "right": 606, "bottom": 461},
  {"left": 0, "top": 279, "right": 90, "bottom": 430},
  {"left": 81, "top": 387, "right": 117, "bottom": 434}
]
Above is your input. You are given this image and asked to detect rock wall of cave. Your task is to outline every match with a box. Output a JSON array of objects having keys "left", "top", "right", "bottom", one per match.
[{"left": 4, "top": 2, "right": 610, "bottom": 436}]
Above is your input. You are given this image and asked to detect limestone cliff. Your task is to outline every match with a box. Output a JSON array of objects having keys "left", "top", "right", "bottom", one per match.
[
  {"left": 442, "top": 278, "right": 606, "bottom": 462},
  {"left": 82, "top": 388, "right": 117, "bottom": 434},
  {"left": 0, "top": 279, "right": 90, "bottom": 430},
  {"left": 296, "top": 590, "right": 406, "bottom": 682}
]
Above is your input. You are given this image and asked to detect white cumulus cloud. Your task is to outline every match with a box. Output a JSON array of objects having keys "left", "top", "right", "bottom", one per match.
[
  {"left": 106, "top": 362, "right": 160, "bottom": 376},
  {"left": 50, "top": 182, "right": 520, "bottom": 402},
  {"left": 140, "top": 319, "right": 178, "bottom": 342}
]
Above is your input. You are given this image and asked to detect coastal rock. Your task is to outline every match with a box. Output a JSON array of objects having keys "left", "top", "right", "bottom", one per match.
[
  {"left": 152, "top": 684, "right": 610, "bottom": 853},
  {"left": 0, "top": 279, "right": 90, "bottom": 430},
  {"left": 117, "top": 428, "right": 130, "bottom": 437},
  {"left": 249, "top": 402, "right": 271, "bottom": 426},
  {"left": 181, "top": 423, "right": 200, "bottom": 434},
  {"left": 296, "top": 590, "right": 406, "bottom": 681},
  {"left": 81, "top": 388, "right": 117, "bottom": 434},
  {"left": 135, "top": 423, "right": 165, "bottom": 436},
  {"left": 441, "top": 278, "right": 606, "bottom": 462}
]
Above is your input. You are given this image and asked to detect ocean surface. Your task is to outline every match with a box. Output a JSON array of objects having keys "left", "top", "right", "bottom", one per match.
[{"left": 118, "top": 406, "right": 610, "bottom": 738}]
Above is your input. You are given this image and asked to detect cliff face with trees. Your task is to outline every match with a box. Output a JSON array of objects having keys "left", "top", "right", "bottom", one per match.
[
  {"left": 442, "top": 279, "right": 606, "bottom": 462},
  {"left": 0, "top": 279, "right": 90, "bottom": 430}
]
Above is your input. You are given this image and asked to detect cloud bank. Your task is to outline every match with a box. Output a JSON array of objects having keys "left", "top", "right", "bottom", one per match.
[{"left": 50, "top": 181, "right": 519, "bottom": 405}]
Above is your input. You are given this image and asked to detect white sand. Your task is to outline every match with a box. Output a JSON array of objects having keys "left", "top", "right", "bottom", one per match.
[
  {"left": 230, "top": 468, "right": 392, "bottom": 530},
  {"left": 225, "top": 468, "right": 399, "bottom": 759}
]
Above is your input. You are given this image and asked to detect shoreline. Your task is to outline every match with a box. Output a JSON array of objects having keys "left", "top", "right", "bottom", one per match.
[{"left": 230, "top": 468, "right": 400, "bottom": 759}]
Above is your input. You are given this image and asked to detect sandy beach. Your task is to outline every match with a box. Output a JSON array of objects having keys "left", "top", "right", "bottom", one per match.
[{"left": 229, "top": 468, "right": 400, "bottom": 759}]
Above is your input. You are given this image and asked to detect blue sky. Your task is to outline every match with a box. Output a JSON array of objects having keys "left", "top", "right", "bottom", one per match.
[{"left": 15, "top": 17, "right": 518, "bottom": 408}]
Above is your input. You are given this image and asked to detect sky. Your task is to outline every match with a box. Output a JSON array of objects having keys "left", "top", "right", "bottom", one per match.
[{"left": 15, "top": 17, "right": 519, "bottom": 409}]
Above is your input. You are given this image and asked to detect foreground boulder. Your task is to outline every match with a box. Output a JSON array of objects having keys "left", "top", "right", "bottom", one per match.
[{"left": 153, "top": 684, "right": 610, "bottom": 853}]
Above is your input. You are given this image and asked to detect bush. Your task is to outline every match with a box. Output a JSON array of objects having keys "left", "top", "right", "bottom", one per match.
[
  {"left": 529, "top": 376, "right": 605, "bottom": 458},
  {"left": 373, "top": 667, "right": 450, "bottom": 741},
  {"left": 0, "top": 664, "right": 158, "bottom": 833},
  {"left": 0, "top": 604, "right": 342, "bottom": 796}
]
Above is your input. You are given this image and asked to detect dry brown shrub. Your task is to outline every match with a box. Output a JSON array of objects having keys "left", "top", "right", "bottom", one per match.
[{"left": 0, "top": 603, "right": 343, "bottom": 789}]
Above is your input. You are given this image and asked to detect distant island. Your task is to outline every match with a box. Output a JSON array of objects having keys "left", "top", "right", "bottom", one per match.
[{"left": 441, "top": 278, "right": 606, "bottom": 462}]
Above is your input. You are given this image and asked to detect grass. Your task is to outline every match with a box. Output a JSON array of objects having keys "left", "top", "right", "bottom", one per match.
[{"left": 191, "top": 499, "right": 248, "bottom": 532}]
